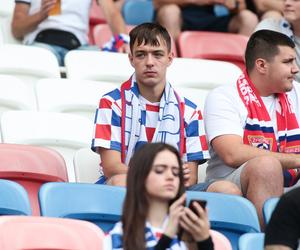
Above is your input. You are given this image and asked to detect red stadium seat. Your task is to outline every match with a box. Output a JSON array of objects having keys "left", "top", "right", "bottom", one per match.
[
  {"left": 178, "top": 31, "right": 249, "bottom": 70},
  {"left": 0, "top": 216, "right": 104, "bottom": 250},
  {"left": 0, "top": 144, "right": 68, "bottom": 215}
]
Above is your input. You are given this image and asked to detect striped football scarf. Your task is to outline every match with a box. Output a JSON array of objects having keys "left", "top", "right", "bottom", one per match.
[
  {"left": 237, "top": 72, "right": 300, "bottom": 187},
  {"left": 120, "top": 75, "right": 184, "bottom": 164}
]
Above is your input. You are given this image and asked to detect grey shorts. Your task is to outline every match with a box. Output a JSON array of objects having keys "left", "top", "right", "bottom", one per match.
[{"left": 221, "top": 162, "right": 247, "bottom": 194}]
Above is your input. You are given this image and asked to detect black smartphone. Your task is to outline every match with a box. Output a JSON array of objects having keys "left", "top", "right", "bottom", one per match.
[
  {"left": 188, "top": 199, "right": 207, "bottom": 214},
  {"left": 178, "top": 199, "right": 207, "bottom": 241}
]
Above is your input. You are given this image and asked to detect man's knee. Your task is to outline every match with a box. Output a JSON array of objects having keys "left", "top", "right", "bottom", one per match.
[
  {"left": 207, "top": 180, "right": 242, "bottom": 196},
  {"left": 242, "top": 156, "right": 283, "bottom": 187}
]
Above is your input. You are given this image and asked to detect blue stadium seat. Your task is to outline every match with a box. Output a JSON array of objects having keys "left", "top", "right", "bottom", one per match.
[
  {"left": 187, "top": 191, "right": 260, "bottom": 250},
  {"left": 263, "top": 197, "right": 279, "bottom": 225},
  {"left": 0, "top": 179, "right": 31, "bottom": 215},
  {"left": 122, "top": 0, "right": 154, "bottom": 25},
  {"left": 238, "top": 233, "right": 264, "bottom": 250},
  {"left": 39, "top": 182, "right": 126, "bottom": 232}
]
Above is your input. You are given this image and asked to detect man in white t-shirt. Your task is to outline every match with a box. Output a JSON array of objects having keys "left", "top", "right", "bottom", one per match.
[
  {"left": 255, "top": 0, "right": 300, "bottom": 82},
  {"left": 204, "top": 29, "right": 300, "bottom": 228},
  {"left": 11, "top": 0, "right": 128, "bottom": 65}
]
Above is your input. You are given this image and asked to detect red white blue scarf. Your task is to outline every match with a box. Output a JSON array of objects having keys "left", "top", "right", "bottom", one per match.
[
  {"left": 120, "top": 75, "right": 185, "bottom": 164},
  {"left": 237, "top": 73, "right": 300, "bottom": 187}
]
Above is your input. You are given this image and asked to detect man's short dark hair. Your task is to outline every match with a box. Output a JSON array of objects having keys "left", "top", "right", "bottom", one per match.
[
  {"left": 129, "top": 22, "right": 171, "bottom": 53},
  {"left": 245, "top": 29, "right": 295, "bottom": 72}
]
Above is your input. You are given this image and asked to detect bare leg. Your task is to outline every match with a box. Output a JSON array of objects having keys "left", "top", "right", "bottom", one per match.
[
  {"left": 207, "top": 180, "right": 242, "bottom": 196},
  {"left": 155, "top": 4, "right": 182, "bottom": 41},
  {"left": 228, "top": 9, "right": 259, "bottom": 36},
  {"left": 240, "top": 156, "right": 284, "bottom": 230}
]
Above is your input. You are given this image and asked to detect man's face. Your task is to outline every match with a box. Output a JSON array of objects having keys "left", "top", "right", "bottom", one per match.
[
  {"left": 128, "top": 36, "right": 173, "bottom": 89},
  {"left": 266, "top": 45, "right": 299, "bottom": 93},
  {"left": 284, "top": 0, "right": 300, "bottom": 24}
]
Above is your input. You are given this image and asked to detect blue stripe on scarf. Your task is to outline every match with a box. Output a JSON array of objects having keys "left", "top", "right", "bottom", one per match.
[
  {"left": 279, "top": 134, "right": 300, "bottom": 143},
  {"left": 244, "top": 123, "right": 274, "bottom": 133}
]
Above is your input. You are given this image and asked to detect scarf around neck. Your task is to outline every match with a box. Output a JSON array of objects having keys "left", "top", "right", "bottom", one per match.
[
  {"left": 237, "top": 73, "right": 300, "bottom": 187},
  {"left": 120, "top": 75, "right": 184, "bottom": 164}
]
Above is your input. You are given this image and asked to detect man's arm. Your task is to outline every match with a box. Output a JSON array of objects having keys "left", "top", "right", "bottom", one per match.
[
  {"left": 183, "top": 161, "right": 198, "bottom": 187},
  {"left": 212, "top": 134, "right": 300, "bottom": 170},
  {"left": 97, "top": 148, "right": 127, "bottom": 179},
  {"left": 11, "top": 0, "right": 55, "bottom": 39},
  {"left": 97, "top": 0, "right": 127, "bottom": 35}
]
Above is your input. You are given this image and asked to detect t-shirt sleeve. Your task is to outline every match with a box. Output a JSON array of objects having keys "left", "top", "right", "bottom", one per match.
[
  {"left": 264, "top": 189, "right": 300, "bottom": 249},
  {"left": 183, "top": 97, "right": 210, "bottom": 163},
  {"left": 204, "top": 86, "right": 244, "bottom": 144},
  {"left": 91, "top": 91, "right": 122, "bottom": 153}
]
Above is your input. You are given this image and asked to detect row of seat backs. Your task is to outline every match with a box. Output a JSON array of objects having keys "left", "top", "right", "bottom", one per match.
[{"left": 39, "top": 183, "right": 260, "bottom": 250}]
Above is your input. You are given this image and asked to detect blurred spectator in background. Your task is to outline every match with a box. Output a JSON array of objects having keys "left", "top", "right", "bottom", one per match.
[
  {"left": 153, "top": 0, "right": 259, "bottom": 42},
  {"left": 246, "top": 0, "right": 284, "bottom": 20},
  {"left": 255, "top": 0, "right": 300, "bottom": 82},
  {"left": 11, "top": 0, "right": 129, "bottom": 66}
]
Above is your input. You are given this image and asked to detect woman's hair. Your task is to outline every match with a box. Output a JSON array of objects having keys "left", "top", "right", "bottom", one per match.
[{"left": 122, "top": 142, "right": 185, "bottom": 250}]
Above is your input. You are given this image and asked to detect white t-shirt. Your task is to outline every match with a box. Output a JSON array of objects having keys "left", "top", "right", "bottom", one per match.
[
  {"left": 204, "top": 82, "right": 300, "bottom": 180},
  {"left": 16, "top": 0, "right": 92, "bottom": 45}
]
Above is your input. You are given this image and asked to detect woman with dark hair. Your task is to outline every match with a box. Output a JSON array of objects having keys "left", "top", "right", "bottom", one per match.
[{"left": 104, "top": 142, "right": 215, "bottom": 250}]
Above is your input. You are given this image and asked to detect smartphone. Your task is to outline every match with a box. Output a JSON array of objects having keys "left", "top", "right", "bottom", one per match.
[{"left": 188, "top": 199, "right": 207, "bottom": 214}]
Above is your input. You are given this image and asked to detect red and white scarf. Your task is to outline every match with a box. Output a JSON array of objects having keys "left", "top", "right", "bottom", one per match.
[{"left": 237, "top": 73, "right": 300, "bottom": 187}]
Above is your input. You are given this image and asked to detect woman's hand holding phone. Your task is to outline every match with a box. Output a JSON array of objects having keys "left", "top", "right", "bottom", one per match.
[{"left": 179, "top": 200, "right": 210, "bottom": 242}]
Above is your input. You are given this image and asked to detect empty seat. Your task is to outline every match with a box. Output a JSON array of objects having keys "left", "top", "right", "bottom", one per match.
[
  {"left": 73, "top": 147, "right": 100, "bottom": 183},
  {"left": 0, "top": 17, "right": 21, "bottom": 45},
  {"left": 39, "top": 182, "right": 126, "bottom": 232},
  {"left": 178, "top": 31, "right": 249, "bottom": 70},
  {"left": 263, "top": 197, "right": 280, "bottom": 225},
  {"left": 1, "top": 111, "right": 94, "bottom": 182},
  {"left": 0, "top": 74, "right": 37, "bottom": 118},
  {"left": 65, "top": 50, "right": 134, "bottom": 83},
  {"left": 186, "top": 191, "right": 261, "bottom": 250},
  {"left": 238, "top": 232, "right": 264, "bottom": 250},
  {"left": 0, "top": 44, "right": 60, "bottom": 89},
  {"left": 0, "top": 216, "right": 104, "bottom": 250},
  {"left": 35, "top": 78, "right": 117, "bottom": 120},
  {"left": 122, "top": 0, "right": 154, "bottom": 25},
  {"left": 0, "top": 179, "right": 31, "bottom": 216},
  {"left": 0, "top": 143, "right": 67, "bottom": 215},
  {"left": 167, "top": 57, "right": 242, "bottom": 90}
]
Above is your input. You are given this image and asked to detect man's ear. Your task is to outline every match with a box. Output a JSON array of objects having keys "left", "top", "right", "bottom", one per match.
[
  {"left": 255, "top": 58, "right": 268, "bottom": 74},
  {"left": 167, "top": 51, "right": 174, "bottom": 67},
  {"left": 128, "top": 53, "right": 134, "bottom": 67}
]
